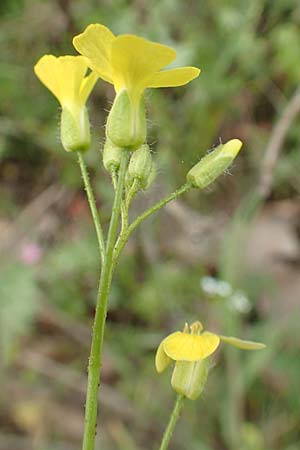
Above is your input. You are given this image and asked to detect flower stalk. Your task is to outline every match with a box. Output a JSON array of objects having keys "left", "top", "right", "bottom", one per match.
[
  {"left": 158, "top": 394, "right": 185, "bottom": 450},
  {"left": 77, "top": 152, "right": 105, "bottom": 264},
  {"left": 112, "top": 183, "right": 191, "bottom": 267},
  {"left": 82, "top": 151, "right": 129, "bottom": 450}
]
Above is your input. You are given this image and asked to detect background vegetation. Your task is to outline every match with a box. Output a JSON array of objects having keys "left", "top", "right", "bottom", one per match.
[{"left": 1, "top": 1, "right": 300, "bottom": 449}]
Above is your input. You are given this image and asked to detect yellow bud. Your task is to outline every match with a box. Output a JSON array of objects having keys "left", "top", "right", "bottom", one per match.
[
  {"left": 187, "top": 139, "right": 243, "bottom": 189},
  {"left": 103, "top": 138, "right": 122, "bottom": 173},
  {"left": 106, "top": 90, "right": 146, "bottom": 150},
  {"left": 60, "top": 106, "right": 90, "bottom": 152},
  {"left": 171, "top": 357, "right": 210, "bottom": 400}
]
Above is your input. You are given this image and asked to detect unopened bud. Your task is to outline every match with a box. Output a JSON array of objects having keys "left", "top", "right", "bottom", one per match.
[
  {"left": 106, "top": 90, "right": 146, "bottom": 150},
  {"left": 187, "top": 139, "right": 243, "bottom": 189},
  {"left": 128, "top": 144, "right": 152, "bottom": 186},
  {"left": 103, "top": 138, "right": 122, "bottom": 173},
  {"left": 141, "top": 161, "right": 156, "bottom": 190},
  {"left": 171, "top": 356, "right": 210, "bottom": 400},
  {"left": 60, "top": 106, "right": 90, "bottom": 152}
]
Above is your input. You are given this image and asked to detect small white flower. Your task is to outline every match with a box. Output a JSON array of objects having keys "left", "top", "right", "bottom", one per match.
[{"left": 200, "top": 276, "right": 233, "bottom": 297}]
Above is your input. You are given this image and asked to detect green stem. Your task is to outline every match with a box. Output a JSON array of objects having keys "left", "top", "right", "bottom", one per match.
[
  {"left": 158, "top": 394, "right": 185, "bottom": 450},
  {"left": 111, "top": 168, "right": 118, "bottom": 191},
  {"left": 129, "top": 183, "right": 190, "bottom": 233},
  {"left": 82, "top": 151, "right": 129, "bottom": 450},
  {"left": 121, "top": 179, "right": 140, "bottom": 235},
  {"left": 222, "top": 309, "right": 243, "bottom": 450},
  {"left": 113, "top": 183, "right": 191, "bottom": 266},
  {"left": 77, "top": 152, "right": 105, "bottom": 265},
  {"left": 126, "top": 178, "right": 140, "bottom": 209}
]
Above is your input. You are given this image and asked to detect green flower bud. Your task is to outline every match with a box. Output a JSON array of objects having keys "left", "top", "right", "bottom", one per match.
[
  {"left": 186, "top": 139, "right": 243, "bottom": 189},
  {"left": 106, "top": 90, "right": 146, "bottom": 150},
  {"left": 141, "top": 161, "right": 156, "bottom": 190},
  {"left": 128, "top": 144, "right": 152, "bottom": 186},
  {"left": 171, "top": 356, "right": 210, "bottom": 400},
  {"left": 103, "top": 138, "right": 122, "bottom": 173},
  {"left": 60, "top": 106, "right": 90, "bottom": 152}
]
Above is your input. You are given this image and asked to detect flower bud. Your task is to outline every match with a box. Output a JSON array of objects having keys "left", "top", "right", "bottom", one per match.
[
  {"left": 186, "top": 139, "right": 243, "bottom": 189},
  {"left": 128, "top": 144, "right": 152, "bottom": 186},
  {"left": 141, "top": 161, "right": 156, "bottom": 190},
  {"left": 171, "top": 356, "right": 210, "bottom": 400},
  {"left": 60, "top": 106, "right": 90, "bottom": 152},
  {"left": 106, "top": 90, "right": 146, "bottom": 150},
  {"left": 103, "top": 138, "right": 122, "bottom": 173}
]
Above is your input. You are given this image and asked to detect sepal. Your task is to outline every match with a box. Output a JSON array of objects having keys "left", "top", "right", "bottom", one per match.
[
  {"left": 106, "top": 89, "right": 146, "bottom": 150},
  {"left": 60, "top": 106, "right": 90, "bottom": 152},
  {"left": 171, "top": 357, "right": 210, "bottom": 400}
]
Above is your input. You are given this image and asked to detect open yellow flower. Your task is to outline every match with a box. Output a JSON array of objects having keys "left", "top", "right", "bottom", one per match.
[
  {"left": 73, "top": 24, "right": 201, "bottom": 148},
  {"left": 73, "top": 23, "right": 200, "bottom": 102},
  {"left": 34, "top": 55, "right": 98, "bottom": 152},
  {"left": 156, "top": 320, "right": 266, "bottom": 373},
  {"left": 156, "top": 320, "right": 265, "bottom": 400}
]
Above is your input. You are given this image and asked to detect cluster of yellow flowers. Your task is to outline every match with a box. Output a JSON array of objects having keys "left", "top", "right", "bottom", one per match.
[
  {"left": 34, "top": 24, "right": 265, "bottom": 401},
  {"left": 34, "top": 23, "right": 244, "bottom": 191},
  {"left": 34, "top": 23, "right": 199, "bottom": 152}
]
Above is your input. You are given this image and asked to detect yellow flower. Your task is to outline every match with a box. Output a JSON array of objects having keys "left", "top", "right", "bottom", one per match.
[
  {"left": 73, "top": 24, "right": 200, "bottom": 149},
  {"left": 34, "top": 55, "right": 98, "bottom": 152},
  {"left": 156, "top": 320, "right": 265, "bottom": 373},
  {"left": 73, "top": 23, "right": 200, "bottom": 102},
  {"left": 34, "top": 55, "right": 97, "bottom": 109}
]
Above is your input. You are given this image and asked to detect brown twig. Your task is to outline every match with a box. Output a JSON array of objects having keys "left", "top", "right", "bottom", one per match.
[{"left": 259, "top": 86, "right": 300, "bottom": 198}]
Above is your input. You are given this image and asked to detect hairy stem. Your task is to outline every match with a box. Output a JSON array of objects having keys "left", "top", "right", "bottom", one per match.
[
  {"left": 82, "top": 151, "right": 129, "bottom": 450},
  {"left": 77, "top": 152, "right": 105, "bottom": 265},
  {"left": 113, "top": 183, "right": 191, "bottom": 266},
  {"left": 158, "top": 394, "right": 185, "bottom": 450}
]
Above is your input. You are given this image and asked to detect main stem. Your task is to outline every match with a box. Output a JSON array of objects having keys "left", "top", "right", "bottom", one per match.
[
  {"left": 158, "top": 394, "right": 185, "bottom": 450},
  {"left": 77, "top": 152, "right": 105, "bottom": 265},
  {"left": 82, "top": 151, "right": 128, "bottom": 450}
]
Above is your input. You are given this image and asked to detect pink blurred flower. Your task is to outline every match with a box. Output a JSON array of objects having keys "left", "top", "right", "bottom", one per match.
[{"left": 20, "top": 242, "right": 42, "bottom": 265}]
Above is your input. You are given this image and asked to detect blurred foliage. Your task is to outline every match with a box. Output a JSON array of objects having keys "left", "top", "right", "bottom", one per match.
[{"left": 0, "top": 0, "right": 300, "bottom": 450}]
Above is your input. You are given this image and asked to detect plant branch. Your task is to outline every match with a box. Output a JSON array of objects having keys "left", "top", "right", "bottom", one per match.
[
  {"left": 77, "top": 152, "right": 105, "bottom": 265},
  {"left": 113, "top": 183, "right": 191, "bottom": 266}
]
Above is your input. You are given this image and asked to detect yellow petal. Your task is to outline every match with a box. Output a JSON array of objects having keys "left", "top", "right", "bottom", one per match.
[
  {"left": 163, "top": 331, "right": 220, "bottom": 361},
  {"left": 34, "top": 55, "right": 88, "bottom": 106},
  {"left": 34, "top": 55, "right": 61, "bottom": 101},
  {"left": 110, "top": 34, "right": 176, "bottom": 93},
  {"left": 79, "top": 71, "right": 98, "bottom": 105},
  {"left": 148, "top": 67, "right": 200, "bottom": 88},
  {"left": 219, "top": 335, "right": 266, "bottom": 350},
  {"left": 73, "top": 24, "right": 115, "bottom": 83},
  {"left": 155, "top": 338, "right": 173, "bottom": 373}
]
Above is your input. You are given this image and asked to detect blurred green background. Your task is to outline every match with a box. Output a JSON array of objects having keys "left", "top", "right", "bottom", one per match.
[{"left": 1, "top": 1, "right": 300, "bottom": 449}]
